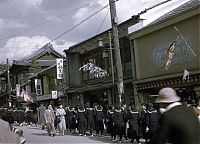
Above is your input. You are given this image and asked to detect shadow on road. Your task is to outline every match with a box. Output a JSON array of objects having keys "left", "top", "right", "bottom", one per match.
[
  {"left": 31, "top": 133, "right": 49, "bottom": 136},
  {"left": 27, "top": 127, "right": 43, "bottom": 130}
]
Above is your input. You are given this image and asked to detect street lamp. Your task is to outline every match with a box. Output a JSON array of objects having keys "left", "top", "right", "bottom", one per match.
[
  {"left": 97, "top": 32, "right": 115, "bottom": 105},
  {"left": 98, "top": 38, "right": 109, "bottom": 71}
]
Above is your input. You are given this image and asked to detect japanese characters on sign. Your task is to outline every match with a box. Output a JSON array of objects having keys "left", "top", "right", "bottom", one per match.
[
  {"left": 57, "top": 58, "right": 63, "bottom": 79},
  {"left": 52, "top": 91, "right": 57, "bottom": 99}
]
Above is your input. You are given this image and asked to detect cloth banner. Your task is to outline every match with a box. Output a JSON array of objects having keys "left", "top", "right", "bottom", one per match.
[{"left": 20, "top": 89, "right": 34, "bottom": 103}]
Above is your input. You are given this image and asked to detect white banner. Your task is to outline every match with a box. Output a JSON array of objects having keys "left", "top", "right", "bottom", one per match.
[
  {"left": 16, "top": 84, "right": 20, "bottom": 97},
  {"left": 35, "top": 79, "right": 42, "bottom": 95},
  {"left": 57, "top": 59, "right": 63, "bottom": 79},
  {"left": 52, "top": 91, "right": 57, "bottom": 99}
]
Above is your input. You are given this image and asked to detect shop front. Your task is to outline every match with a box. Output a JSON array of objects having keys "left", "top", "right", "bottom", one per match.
[{"left": 129, "top": 2, "right": 200, "bottom": 105}]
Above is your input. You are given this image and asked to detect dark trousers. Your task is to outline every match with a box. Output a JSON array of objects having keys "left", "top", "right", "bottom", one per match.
[{"left": 113, "top": 124, "right": 124, "bottom": 141}]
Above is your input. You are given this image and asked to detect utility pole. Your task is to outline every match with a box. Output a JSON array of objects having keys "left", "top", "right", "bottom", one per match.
[
  {"left": 108, "top": 31, "right": 115, "bottom": 104},
  {"left": 7, "top": 58, "right": 11, "bottom": 107},
  {"left": 109, "top": 0, "right": 124, "bottom": 106}
]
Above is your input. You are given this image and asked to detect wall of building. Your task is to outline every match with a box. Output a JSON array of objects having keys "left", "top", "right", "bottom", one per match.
[{"left": 134, "top": 14, "right": 199, "bottom": 80}]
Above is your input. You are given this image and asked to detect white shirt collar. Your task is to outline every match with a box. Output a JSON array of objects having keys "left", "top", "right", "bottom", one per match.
[{"left": 166, "top": 102, "right": 182, "bottom": 112}]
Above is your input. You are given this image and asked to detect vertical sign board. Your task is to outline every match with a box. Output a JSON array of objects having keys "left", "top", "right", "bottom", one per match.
[
  {"left": 52, "top": 91, "right": 57, "bottom": 99},
  {"left": 57, "top": 59, "right": 63, "bottom": 79},
  {"left": 35, "top": 79, "right": 42, "bottom": 95},
  {"left": 16, "top": 84, "right": 20, "bottom": 97}
]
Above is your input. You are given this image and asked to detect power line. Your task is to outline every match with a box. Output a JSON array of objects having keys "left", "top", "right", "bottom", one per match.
[
  {"left": 51, "top": 4, "right": 110, "bottom": 42},
  {"left": 96, "top": 8, "right": 110, "bottom": 35},
  {"left": 0, "top": 2, "right": 96, "bottom": 42}
]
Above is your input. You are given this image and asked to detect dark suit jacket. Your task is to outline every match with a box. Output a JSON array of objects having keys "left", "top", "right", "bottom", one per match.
[{"left": 156, "top": 105, "right": 200, "bottom": 144}]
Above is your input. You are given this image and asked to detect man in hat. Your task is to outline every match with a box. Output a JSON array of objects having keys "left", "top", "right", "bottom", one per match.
[{"left": 155, "top": 87, "right": 200, "bottom": 144}]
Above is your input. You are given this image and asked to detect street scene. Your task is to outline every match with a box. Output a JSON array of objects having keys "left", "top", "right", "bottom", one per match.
[
  {"left": 14, "top": 125, "right": 114, "bottom": 144},
  {"left": 0, "top": 0, "right": 200, "bottom": 144}
]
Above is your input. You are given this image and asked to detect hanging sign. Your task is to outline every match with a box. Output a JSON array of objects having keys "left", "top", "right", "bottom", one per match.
[
  {"left": 52, "top": 91, "right": 57, "bottom": 99},
  {"left": 57, "top": 59, "right": 63, "bottom": 79},
  {"left": 16, "top": 84, "right": 20, "bottom": 97}
]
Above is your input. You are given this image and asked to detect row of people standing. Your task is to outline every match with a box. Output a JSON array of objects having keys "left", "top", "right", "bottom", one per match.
[
  {"left": 38, "top": 102, "right": 161, "bottom": 143},
  {"left": 106, "top": 103, "right": 160, "bottom": 143}
]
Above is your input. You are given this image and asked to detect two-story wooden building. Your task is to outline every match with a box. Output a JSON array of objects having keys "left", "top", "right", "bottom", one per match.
[
  {"left": 64, "top": 17, "right": 141, "bottom": 107},
  {"left": 0, "top": 43, "right": 66, "bottom": 107}
]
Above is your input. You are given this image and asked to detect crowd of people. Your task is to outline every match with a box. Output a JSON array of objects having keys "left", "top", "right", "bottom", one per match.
[
  {"left": 36, "top": 87, "right": 200, "bottom": 144},
  {"left": 0, "top": 87, "right": 200, "bottom": 144}
]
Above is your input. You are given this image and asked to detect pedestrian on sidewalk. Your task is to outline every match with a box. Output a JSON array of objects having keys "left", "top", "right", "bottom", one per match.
[
  {"left": 44, "top": 105, "right": 56, "bottom": 137},
  {"left": 155, "top": 87, "right": 200, "bottom": 144},
  {"left": 56, "top": 104, "right": 66, "bottom": 136}
]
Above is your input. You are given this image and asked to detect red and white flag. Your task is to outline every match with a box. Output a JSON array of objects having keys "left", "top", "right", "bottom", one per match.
[
  {"left": 20, "top": 89, "right": 34, "bottom": 103},
  {"left": 164, "top": 36, "right": 179, "bottom": 70}
]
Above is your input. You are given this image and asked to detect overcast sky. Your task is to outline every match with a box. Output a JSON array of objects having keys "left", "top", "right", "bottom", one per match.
[{"left": 0, "top": 0, "right": 189, "bottom": 64}]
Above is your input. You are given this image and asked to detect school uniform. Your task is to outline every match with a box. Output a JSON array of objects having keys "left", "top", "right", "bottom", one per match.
[
  {"left": 86, "top": 108, "right": 95, "bottom": 135},
  {"left": 127, "top": 110, "right": 140, "bottom": 143},
  {"left": 67, "top": 109, "right": 77, "bottom": 133},
  {"left": 113, "top": 109, "right": 125, "bottom": 142},
  {"left": 146, "top": 109, "right": 160, "bottom": 144},
  {"left": 94, "top": 107, "right": 104, "bottom": 136},
  {"left": 77, "top": 108, "right": 87, "bottom": 135},
  {"left": 106, "top": 109, "right": 114, "bottom": 138}
]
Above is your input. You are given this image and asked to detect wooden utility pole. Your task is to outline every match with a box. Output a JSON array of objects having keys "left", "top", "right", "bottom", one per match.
[
  {"left": 7, "top": 58, "right": 11, "bottom": 107},
  {"left": 109, "top": 0, "right": 123, "bottom": 106},
  {"left": 109, "top": 31, "right": 115, "bottom": 104}
]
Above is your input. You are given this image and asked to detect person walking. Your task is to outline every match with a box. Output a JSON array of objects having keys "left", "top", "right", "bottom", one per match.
[
  {"left": 94, "top": 105, "right": 105, "bottom": 137},
  {"left": 146, "top": 103, "right": 160, "bottom": 144},
  {"left": 38, "top": 103, "right": 46, "bottom": 129},
  {"left": 113, "top": 105, "right": 126, "bottom": 143},
  {"left": 44, "top": 105, "right": 56, "bottom": 137},
  {"left": 56, "top": 104, "right": 66, "bottom": 136},
  {"left": 106, "top": 105, "right": 115, "bottom": 140},
  {"left": 155, "top": 87, "right": 200, "bottom": 144},
  {"left": 127, "top": 105, "right": 140, "bottom": 144},
  {"left": 77, "top": 105, "right": 87, "bottom": 136},
  {"left": 67, "top": 107, "right": 77, "bottom": 134},
  {"left": 85, "top": 103, "right": 95, "bottom": 137}
]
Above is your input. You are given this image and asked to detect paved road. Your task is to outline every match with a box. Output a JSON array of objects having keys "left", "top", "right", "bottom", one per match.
[{"left": 15, "top": 125, "right": 123, "bottom": 144}]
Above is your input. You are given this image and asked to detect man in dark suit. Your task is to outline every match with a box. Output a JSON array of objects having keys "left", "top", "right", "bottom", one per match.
[{"left": 155, "top": 87, "right": 200, "bottom": 144}]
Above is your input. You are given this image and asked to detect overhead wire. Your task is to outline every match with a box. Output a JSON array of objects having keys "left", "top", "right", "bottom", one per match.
[
  {"left": 50, "top": 0, "right": 120, "bottom": 42},
  {"left": 95, "top": 7, "right": 110, "bottom": 36},
  {"left": 50, "top": 4, "right": 110, "bottom": 42},
  {"left": 0, "top": 2, "right": 94, "bottom": 42}
]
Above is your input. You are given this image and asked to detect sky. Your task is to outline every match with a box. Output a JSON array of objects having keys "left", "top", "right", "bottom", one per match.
[{"left": 0, "top": 0, "right": 190, "bottom": 64}]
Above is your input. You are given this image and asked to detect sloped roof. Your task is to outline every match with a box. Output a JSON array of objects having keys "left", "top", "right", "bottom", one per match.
[
  {"left": 148, "top": 0, "right": 200, "bottom": 26},
  {"left": 14, "top": 43, "right": 65, "bottom": 65}
]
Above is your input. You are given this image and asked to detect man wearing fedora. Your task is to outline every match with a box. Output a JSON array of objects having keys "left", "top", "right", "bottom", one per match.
[{"left": 155, "top": 87, "right": 200, "bottom": 144}]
